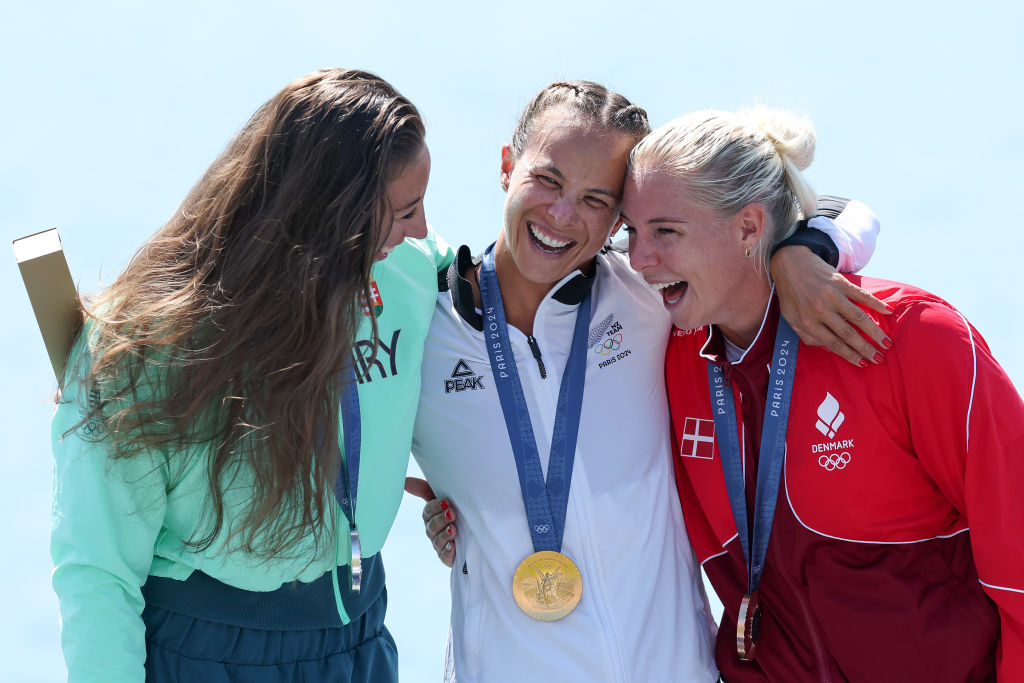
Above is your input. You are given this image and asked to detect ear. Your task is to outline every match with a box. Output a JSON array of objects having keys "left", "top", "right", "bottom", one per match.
[
  {"left": 735, "top": 203, "right": 767, "bottom": 250},
  {"left": 609, "top": 216, "right": 625, "bottom": 238},
  {"left": 499, "top": 144, "right": 515, "bottom": 192}
]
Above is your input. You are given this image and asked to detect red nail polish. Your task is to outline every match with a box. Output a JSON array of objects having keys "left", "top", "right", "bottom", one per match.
[
  {"left": 445, "top": 510, "right": 453, "bottom": 521},
  {"left": 882, "top": 337, "right": 893, "bottom": 349},
  {"left": 440, "top": 500, "right": 449, "bottom": 510},
  {"left": 447, "top": 525, "right": 454, "bottom": 536},
  {"left": 872, "top": 352, "right": 885, "bottom": 364},
  {"left": 859, "top": 359, "right": 869, "bottom": 368}
]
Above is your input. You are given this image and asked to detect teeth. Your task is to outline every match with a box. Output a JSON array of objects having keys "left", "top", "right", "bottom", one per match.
[
  {"left": 650, "top": 280, "right": 682, "bottom": 291},
  {"left": 529, "top": 223, "right": 571, "bottom": 249}
]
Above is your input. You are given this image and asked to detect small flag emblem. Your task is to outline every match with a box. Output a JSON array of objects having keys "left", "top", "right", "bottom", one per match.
[
  {"left": 362, "top": 278, "right": 383, "bottom": 317},
  {"left": 681, "top": 417, "right": 716, "bottom": 459}
]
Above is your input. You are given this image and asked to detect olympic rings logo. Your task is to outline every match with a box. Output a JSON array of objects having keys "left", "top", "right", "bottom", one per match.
[
  {"left": 593, "top": 333, "right": 623, "bottom": 355},
  {"left": 533, "top": 524, "right": 550, "bottom": 534},
  {"left": 818, "top": 451, "right": 851, "bottom": 471}
]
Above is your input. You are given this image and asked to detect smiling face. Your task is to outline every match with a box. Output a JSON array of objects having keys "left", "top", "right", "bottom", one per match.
[
  {"left": 377, "top": 143, "right": 431, "bottom": 261},
  {"left": 622, "top": 168, "right": 771, "bottom": 346},
  {"left": 495, "top": 108, "right": 635, "bottom": 287}
]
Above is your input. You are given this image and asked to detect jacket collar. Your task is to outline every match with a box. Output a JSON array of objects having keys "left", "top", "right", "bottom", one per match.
[
  {"left": 442, "top": 244, "right": 596, "bottom": 332},
  {"left": 699, "top": 287, "right": 780, "bottom": 369}
]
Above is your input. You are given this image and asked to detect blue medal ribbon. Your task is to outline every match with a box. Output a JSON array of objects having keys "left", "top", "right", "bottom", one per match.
[
  {"left": 706, "top": 317, "right": 799, "bottom": 597},
  {"left": 337, "top": 367, "right": 361, "bottom": 532},
  {"left": 478, "top": 244, "right": 592, "bottom": 553},
  {"left": 318, "top": 365, "right": 362, "bottom": 592}
]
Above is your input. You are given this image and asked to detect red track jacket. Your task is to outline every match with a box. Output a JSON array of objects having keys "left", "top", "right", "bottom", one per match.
[{"left": 666, "top": 276, "right": 1024, "bottom": 682}]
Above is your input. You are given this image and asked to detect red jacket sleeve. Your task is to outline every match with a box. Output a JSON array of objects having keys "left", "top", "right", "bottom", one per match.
[{"left": 894, "top": 298, "right": 1024, "bottom": 680}]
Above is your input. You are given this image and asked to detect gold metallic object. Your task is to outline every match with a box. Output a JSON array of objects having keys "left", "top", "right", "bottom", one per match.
[{"left": 512, "top": 551, "right": 582, "bottom": 621}]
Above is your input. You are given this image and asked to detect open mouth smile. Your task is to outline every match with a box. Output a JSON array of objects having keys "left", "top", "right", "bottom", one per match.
[
  {"left": 527, "top": 222, "right": 575, "bottom": 254},
  {"left": 650, "top": 280, "right": 688, "bottom": 305}
]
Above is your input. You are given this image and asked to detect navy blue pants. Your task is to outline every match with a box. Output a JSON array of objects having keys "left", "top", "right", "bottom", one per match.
[{"left": 141, "top": 554, "right": 396, "bottom": 682}]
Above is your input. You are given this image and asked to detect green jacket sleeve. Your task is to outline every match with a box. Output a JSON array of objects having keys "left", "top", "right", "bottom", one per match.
[{"left": 50, "top": 366, "right": 168, "bottom": 682}]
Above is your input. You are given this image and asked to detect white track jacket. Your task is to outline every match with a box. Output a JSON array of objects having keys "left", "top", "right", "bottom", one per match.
[{"left": 413, "top": 245, "right": 718, "bottom": 682}]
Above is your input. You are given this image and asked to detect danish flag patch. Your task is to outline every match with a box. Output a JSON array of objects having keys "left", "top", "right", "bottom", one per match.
[{"left": 680, "top": 417, "right": 716, "bottom": 459}]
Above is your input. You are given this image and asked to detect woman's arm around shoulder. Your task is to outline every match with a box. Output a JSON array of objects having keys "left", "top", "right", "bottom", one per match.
[{"left": 771, "top": 197, "right": 890, "bottom": 366}]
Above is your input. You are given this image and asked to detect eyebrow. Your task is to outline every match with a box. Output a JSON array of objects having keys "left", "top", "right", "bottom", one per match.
[
  {"left": 535, "top": 164, "right": 618, "bottom": 199},
  {"left": 619, "top": 211, "right": 688, "bottom": 225},
  {"left": 395, "top": 195, "right": 423, "bottom": 213}
]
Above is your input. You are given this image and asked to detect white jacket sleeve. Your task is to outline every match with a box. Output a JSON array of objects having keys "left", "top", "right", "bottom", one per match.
[{"left": 808, "top": 199, "right": 880, "bottom": 273}]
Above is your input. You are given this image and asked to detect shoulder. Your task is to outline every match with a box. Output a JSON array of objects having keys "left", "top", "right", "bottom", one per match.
[
  {"left": 594, "top": 243, "right": 656, "bottom": 297},
  {"left": 393, "top": 224, "right": 454, "bottom": 272},
  {"left": 846, "top": 275, "right": 954, "bottom": 309},
  {"left": 838, "top": 276, "right": 991, "bottom": 379},
  {"left": 846, "top": 275, "right": 977, "bottom": 342}
]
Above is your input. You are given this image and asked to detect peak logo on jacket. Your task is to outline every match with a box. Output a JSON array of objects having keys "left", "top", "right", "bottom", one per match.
[
  {"left": 445, "top": 359, "right": 485, "bottom": 393},
  {"left": 811, "top": 391, "right": 854, "bottom": 471},
  {"left": 590, "top": 313, "right": 632, "bottom": 369}
]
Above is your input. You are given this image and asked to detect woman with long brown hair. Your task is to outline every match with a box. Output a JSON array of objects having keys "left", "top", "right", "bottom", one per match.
[{"left": 50, "top": 68, "right": 450, "bottom": 682}]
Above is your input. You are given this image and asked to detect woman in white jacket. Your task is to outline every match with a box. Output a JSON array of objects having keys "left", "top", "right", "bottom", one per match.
[{"left": 407, "top": 81, "right": 884, "bottom": 682}]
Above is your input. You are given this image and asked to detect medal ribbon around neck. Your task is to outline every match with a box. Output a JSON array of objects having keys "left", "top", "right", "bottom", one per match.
[
  {"left": 706, "top": 317, "right": 799, "bottom": 655},
  {"left": 318, "top": 365, "right": 363, "bottom": 593},
  {"left": 478, "top": 244, "right": 592, "bottom": 555}
]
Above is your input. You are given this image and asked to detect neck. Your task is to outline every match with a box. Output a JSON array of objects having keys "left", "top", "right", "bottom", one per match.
[
  {"left": 471, "top": 235, "right": 585, "bottom": 336},
  {"left": 716, "top": 279, "right": 773, "bottom": 350}
]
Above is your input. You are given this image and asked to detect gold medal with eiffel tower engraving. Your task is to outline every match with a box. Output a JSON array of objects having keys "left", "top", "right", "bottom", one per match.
[{"left": 512, "top": 550, "right": 582, "bottom": 621}]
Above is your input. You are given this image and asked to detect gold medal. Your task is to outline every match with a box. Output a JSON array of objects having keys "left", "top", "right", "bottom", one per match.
[
  {"left": 737, "top": 591, "right": 762, "bottom": 661},
  {"left": 512, "top": 550, "right": 582, "bottom": 621}
]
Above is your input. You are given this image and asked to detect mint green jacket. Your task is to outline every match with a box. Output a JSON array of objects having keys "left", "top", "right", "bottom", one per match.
[{"left": 50, "top": 229, "right": 452, "bottom": 682}]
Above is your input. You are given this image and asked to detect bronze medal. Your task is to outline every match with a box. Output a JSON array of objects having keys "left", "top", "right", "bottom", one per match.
[
  {"left": 737, "top": 591, "right": 762, "bottom": 661},
  {"left": 512, "top": 551, "right": 582, "bottom": 622}
]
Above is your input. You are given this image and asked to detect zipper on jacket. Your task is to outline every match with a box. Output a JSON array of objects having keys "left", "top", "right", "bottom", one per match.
[
  {"left": 770, "top": 529, "right": 833, "bottom": 682},
  {"left": 526, "top": 335, "right": 547, "bottom": 379},
  {"left": 795, "top": 585, "right": 832, "bottom": 683}
]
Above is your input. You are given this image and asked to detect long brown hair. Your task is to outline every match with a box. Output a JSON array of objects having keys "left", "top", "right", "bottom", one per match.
[{"left": 69, "top": 68, "right": 425, "bottom": 559}]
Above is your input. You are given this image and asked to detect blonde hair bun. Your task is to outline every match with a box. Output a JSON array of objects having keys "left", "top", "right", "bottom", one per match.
[
  {"left": 629, "top": 105, "right": 819, "bottom": 273},
  {"left": 741, "top": 105, "right": 817, "bottom": 172}
]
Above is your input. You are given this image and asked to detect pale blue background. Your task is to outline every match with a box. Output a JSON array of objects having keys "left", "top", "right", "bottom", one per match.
[{"left": 3, "top": 1, "right": 1022, "bottom": 680}]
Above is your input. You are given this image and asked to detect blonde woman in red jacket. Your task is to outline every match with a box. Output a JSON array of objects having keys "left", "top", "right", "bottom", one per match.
[{"left": 621, "top": 107, "right": 1024, "bottom": 682}]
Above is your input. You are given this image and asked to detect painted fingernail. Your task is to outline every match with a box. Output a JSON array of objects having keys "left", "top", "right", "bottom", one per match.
[
  {"left": 872, "top": 352, "right": 885, "bottom": 364},
  {"left": 445, "top": 510, "right": 453, "bottom": 521},
  {"left": 859, "top": 359, "right": 869, "bottom": 368},
  {"left": 444, "top": 542, "right": 451, "bottom": 552},
  {"left": 440, "top": 500, "right": 449, "bottom": 510},
  {"left": 447, "top": 525, "right": 454, "bottom": 536},
  {"left": 881, "top": 337, "right": 893, "bottom": 349}
]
